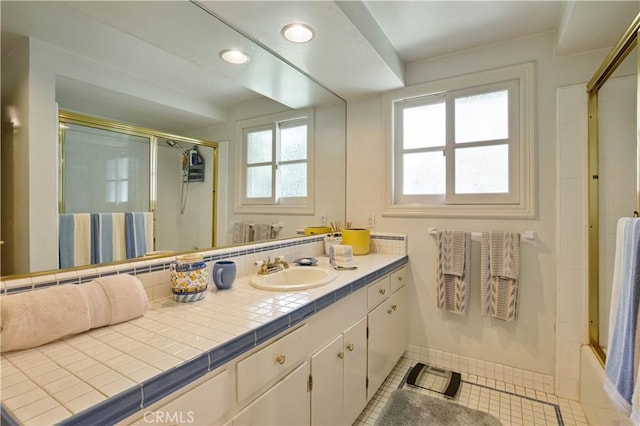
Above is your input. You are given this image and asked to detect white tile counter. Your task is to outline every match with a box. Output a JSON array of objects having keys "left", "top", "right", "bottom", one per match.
[{"left": 1, "top": 251, "right": 408, "bottom": 426}]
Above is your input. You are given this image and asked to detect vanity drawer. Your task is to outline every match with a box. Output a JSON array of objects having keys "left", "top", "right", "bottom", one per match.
[
  {"left": 390, "top": 267, "right": 406, "bottom": 293},
  {"left": 237, "top": 324, "right": 308, "bottom": 405},
  {"left": 367, "top": 276, "right": 390, "bottom": 310}
]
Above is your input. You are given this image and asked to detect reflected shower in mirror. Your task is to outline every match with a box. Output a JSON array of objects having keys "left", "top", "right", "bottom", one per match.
[{"left": 156, "top": 137, "right": 216, "bottom": 253}]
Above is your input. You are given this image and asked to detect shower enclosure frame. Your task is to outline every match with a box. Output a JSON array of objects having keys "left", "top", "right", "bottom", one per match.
[
  {"left": 586, "top": 14, "right": 640, "bottom": 365},
  {"left": 58, "top": 110, "right": 219, "bottom": 251}
]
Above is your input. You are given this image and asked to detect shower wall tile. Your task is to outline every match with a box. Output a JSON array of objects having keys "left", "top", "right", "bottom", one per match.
[{"left": 556, "top": 84, "right": 589, "bottom": 401}]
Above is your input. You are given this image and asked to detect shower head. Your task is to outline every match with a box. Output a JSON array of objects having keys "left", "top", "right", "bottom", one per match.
[{"left": 166, "top": 140, "right": 188, "bottom": 156}]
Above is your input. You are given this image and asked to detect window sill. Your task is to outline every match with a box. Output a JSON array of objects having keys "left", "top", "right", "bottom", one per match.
[
  {"left": 234, "top": 203, "right": 314, "bottom": 216},
  {"left": 382, "top": 202, "right": 536, "bottom": 219}
]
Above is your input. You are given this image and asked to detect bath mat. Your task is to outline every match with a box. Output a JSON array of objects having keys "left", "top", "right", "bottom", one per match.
[{"left": 375, "top": 389, "right": 502, "bottom": 426}]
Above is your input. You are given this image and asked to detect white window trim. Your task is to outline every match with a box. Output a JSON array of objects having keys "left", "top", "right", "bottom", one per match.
[
  {"left": 235, "top": 108, "right": 315, "bottom": 215},
  {"left": 383, "top": 62, "right": 536, "bottom": 219}
]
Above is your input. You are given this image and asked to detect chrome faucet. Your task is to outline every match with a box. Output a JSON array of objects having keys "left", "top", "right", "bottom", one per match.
[{"left": 257, "top": 256, "right": 289, "bottom": 275}]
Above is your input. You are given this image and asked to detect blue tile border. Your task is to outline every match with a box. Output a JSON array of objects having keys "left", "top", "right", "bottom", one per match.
[
  {"left": 209, "top": 330, "right": 256, "bottom": 371},
  {"left": 255, "top": 315, "right": 291, "bottom": 345},
  {"left": 0, "top": 250, "right": 408, "bottom": 425},
  {"left": 289, "top": 303, "right": 316, "bottom": 327},
  {"left": 58, "top": 385, "right": 143, "bottom": 426},
  {"left": 142, "top": 353, "right": 210, "bottom": 408},
  {"left": 0, "top": 405, "right": 19, "bottom": 426}
]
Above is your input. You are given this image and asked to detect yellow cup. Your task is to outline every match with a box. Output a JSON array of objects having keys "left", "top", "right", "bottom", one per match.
[{"left": 341, "top": 228, "right": 370, "bottom": 255}]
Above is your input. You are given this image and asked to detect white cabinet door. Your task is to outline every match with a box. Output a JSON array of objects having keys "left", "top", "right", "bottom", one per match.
[
  {"left": 367, "top": 297, "right": 393, "bottom": 398},
  {"left": 311, "top": 335, "right": 344, "bottom": 426},
  {"left": 343, "top": 317, "right": 368, "bottom": 425},
  {"left": 388, "top": 286, "right": 408, "bottom": 365},
  {"left": 232, "top": 362, "right": 310, "bottom": 426},
  {"left": 367, "top": 285, "right": 407, "bottom": 399}
]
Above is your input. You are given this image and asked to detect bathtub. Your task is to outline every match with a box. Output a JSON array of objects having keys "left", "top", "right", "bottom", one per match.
[{"left": 580, "top": 345, "right": 632, "bottom": 425}]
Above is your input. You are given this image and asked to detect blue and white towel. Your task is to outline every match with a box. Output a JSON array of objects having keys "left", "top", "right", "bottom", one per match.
[
  {"left": 604, "top": 218, "right": 640, "bottom": 420},
  {"left": 125, "top": 212, "right": 153, "bottom": 259},
  {"left": 59, "top": 213, "right": 91, "bottom": 269}
]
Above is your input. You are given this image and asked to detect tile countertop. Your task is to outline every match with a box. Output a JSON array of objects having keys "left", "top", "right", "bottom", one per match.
[{"left": 1, "top": 253, "right": 408, "bottom": 426}]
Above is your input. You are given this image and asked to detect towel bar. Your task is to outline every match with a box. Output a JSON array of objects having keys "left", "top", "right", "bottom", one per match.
[{"left": 427, "top": 228, "right": 536, "bottom": 241}]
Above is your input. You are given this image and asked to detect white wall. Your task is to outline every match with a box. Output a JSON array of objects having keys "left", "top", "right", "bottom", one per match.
[
  {"left": 1, "top": 39, "right": 59, "bottom": 274},
  {"left": 346, "top": 32, "right": 611, "bottom": 392},
  {"left": 1, "top": 38, "right": 31, "bottom": 275}
]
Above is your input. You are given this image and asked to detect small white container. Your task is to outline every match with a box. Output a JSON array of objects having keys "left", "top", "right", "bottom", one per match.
[{"left": 324, "top": 236, "right": 341, "bottom": 256}]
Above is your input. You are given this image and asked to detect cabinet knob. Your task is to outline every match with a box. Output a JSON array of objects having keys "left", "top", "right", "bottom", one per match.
[
  {"left": 338, "top": 352, "right": 345, "bottom": 359},
  {"left": 346, "top": 343, "right": 355, "bottom": 351},
  {"left": 379, "top": 288, "right": 386, "bottom": 295},
  {"left": 392, "top": 304, "right": 397, "bottom": 311},
  {"left": 387, "top": 308, "right": 393, "bottom": 315},
  {"left": 276, "top": 354, "right": 286, "bottom": 365},
  {"left": 398, "top": 276, "right": 403, "bottom": 281}
]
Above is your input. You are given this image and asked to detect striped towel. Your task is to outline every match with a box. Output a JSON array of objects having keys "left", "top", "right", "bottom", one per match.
[
  {"left": 436, "top": 230, "right": 471, "bottom": 315},
  {"left": 232, "top": 222, "right": 254, "bottom": 244},
  {"left": 605, "top": 218, "right": 640, "bottom": 418},
  {"left": 254, "top": 223, "right": 273, "bottom": 241},
  {"left": 124, "top": 212, "right": 153, "bottom": 259},
  {"left": 481, "top": 232, "right": 521, "bottom": 321},
  {"left": 90, "top": 213, "right": 120, "bottom": 264},
  {"left": 59, "top": 213, "right": 91, "bottom": 268}
]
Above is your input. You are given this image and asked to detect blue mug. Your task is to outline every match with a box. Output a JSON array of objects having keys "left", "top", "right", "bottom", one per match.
[{"left": 213, "top": 261, "right": 236, "bottom": 290}]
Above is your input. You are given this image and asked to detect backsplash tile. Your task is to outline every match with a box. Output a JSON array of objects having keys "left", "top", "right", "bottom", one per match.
[
  {"left": 406, "top": 344, "right": 555, "bottom": 395},
  {"left": 1, "top": 233, "right": 406, "bottom": 302}
]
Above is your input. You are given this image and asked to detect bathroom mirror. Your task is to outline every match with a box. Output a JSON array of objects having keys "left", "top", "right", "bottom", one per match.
[
  {"left": 587, "top": 15, "right": 639, "bottom": 363},
  {"left": 0, "top": 1, "right": 346, "bottom": 276}
]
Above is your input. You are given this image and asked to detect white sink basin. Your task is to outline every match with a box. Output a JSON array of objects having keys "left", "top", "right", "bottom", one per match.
[{"left": 250, "top": 267, "right": 336, "bottom": 291}]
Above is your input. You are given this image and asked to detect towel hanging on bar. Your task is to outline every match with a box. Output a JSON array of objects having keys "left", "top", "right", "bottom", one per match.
[
  {"left": 435, "top": 230, "right": 471, "bottom": 315},
  {"left": 480, "top": 231, "right": 521, "bottom": 321}
]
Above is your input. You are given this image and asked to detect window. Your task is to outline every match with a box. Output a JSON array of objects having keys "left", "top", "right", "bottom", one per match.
[
  {"left": 385, "top": 63, "right": 534, "bottom": 218},
  {"left": 236, "top": 109, "right": 314, "bottom": 214}
]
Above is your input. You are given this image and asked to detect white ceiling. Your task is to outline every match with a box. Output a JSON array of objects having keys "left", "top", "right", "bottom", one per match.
[{"left": 2, "top": 1, "right": 638, "bottom": 132}]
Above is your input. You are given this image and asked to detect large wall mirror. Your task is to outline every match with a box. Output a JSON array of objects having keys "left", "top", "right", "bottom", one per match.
[
  {"left": 1, "top": 1, "right": 346, "bottom": 276},
  {"left": 587, "top": 15, "right": 639, "bottom": 363}
]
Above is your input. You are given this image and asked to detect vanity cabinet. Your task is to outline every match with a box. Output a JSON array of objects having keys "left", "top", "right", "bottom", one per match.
[
  {"left": 128, "top": 369, "right": 230, "bottom": 425},
  {"left": 236, "top": 324, "right": 308, "bottom": 405},
  {"left": 310, "top": 316, "right": 367, "bottom": 426},
  {"left": 367, "top": 268, "right": 407, "bottom": 399},
  {"left": 124, "top": 263, "right": 407, "bottom": 426},
  {"left": 232, "top": 362, "right": 310, "bottom": 426}
]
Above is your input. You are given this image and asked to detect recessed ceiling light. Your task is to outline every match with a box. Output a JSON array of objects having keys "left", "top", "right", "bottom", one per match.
[
  {"left": 281, "top": 23, "right": 315, "bottom": 43},
  {"left": 219, "top": 49, "right": 251, "bottom": 65}
]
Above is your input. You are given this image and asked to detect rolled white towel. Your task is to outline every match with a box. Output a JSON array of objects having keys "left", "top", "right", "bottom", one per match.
[
  {"left": 78, "top": 281, "right": 111, "bottom": 329},
  {"left": 94, "top": 274, "right": 148, "bottom": 325},
  {"left": 1, "top": 285, "right": 91, "bottom": 353}
]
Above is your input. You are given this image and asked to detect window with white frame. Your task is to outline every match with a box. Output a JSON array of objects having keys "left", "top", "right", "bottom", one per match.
[
  {"left": 236, "top": 110, "right": 314, "bottom": 214},
  {"left": 385, "top": 63, "right": 534, "bottom": 217}
]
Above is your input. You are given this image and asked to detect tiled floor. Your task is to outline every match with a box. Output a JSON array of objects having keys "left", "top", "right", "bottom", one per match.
[{"left": 354, "top": 357, "right": 588, "bottom": 426}]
